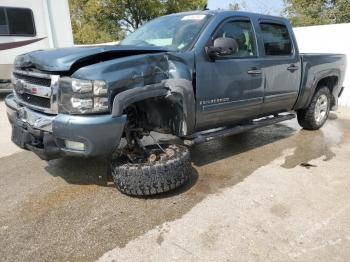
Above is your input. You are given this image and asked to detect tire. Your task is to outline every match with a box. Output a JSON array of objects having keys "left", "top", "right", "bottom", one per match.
[
  {"left": 111, "top": 144, "right": 191, "bottom": 196},
  {"left": 297, "top": 86, "right": 331, "bottom": 130}
]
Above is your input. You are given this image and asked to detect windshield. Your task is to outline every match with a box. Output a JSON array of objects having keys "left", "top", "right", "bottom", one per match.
[{"left": 120, "top": 14, "right": 211, "bottom": 51}]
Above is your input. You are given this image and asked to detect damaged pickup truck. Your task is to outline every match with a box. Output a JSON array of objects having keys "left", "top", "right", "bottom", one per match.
[{"left": 5, "top": 11, "right": 346, "bottom": 196}]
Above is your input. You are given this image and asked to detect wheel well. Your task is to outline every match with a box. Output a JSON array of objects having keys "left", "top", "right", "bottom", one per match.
[
  {"left": 317, "top": 76, "right": 338, "bottom": 91},
  {"left": 315, "top": 76, "right": 338, "bottom": 106},
  {"left": 124, "top": 96, "right": 186, "bottom": 136}
]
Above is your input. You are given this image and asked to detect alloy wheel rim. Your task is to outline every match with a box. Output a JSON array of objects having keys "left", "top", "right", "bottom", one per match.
[{"left": 314, "top": 94, "right": 328, "bottom": 125}]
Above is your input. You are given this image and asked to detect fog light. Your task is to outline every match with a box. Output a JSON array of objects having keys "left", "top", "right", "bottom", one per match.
[{"left": 64, "top": 140, "right": 85, "bottom": 151}]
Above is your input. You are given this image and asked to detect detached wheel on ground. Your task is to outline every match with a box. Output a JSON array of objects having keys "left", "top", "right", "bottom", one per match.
[
  {"left": 297, "top": 86, "right": 331, "bottom": 130},
  {"left": 111, "top": 144, "right": 191, "bottom": 196}
]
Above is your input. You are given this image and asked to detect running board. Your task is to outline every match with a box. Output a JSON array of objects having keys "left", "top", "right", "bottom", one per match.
[{"left": 184, "top": 113, "right": 295, "bottom": 146}]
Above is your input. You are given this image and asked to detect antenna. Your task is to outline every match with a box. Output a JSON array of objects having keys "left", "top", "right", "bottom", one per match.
[{"left": 203, "top": 4, "right": 209, "bottom": 11}]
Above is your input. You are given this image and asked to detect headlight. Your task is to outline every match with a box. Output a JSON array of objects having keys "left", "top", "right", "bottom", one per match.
[
  {"left": 72, "top": 79, "right": 93, "bottom": 93},
  {"left": 58, "top": 78, "right": 109, "bottom": 114},
  {"left": 94, "top": 80, "right": 108, "bottom": 96}
]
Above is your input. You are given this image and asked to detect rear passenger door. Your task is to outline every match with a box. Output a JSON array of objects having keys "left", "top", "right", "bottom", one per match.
[{"left": 258, "top": 20, "right": 302, "bottom": 113}]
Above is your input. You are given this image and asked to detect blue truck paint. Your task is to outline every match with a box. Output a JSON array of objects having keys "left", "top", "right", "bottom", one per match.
[
  {"left": 294, "top": 54, "right": 346, "bottom": 110},
  {"left": 14, "top": 46, "right": 168, "bottom": 72},
  {"left": 71, "top": 52, "right": 193, "bottom": 106},
  {"left": 6, "top": 10, "right": 346, "bottom": 160},
  {"left": 52, "top": 113, "right": 127, "bottom": 157},
  {"left": 6, "top": 93, "right": 127, "bottom": 159}
]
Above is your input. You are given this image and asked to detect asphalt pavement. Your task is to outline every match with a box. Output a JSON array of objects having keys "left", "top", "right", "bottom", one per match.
[{"left": 1, "top": 93, "right": 350, "bottom": 262}]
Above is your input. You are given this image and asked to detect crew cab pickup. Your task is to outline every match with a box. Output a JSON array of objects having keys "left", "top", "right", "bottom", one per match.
[{"left": 5, "top": 11, "right": 346, "bottom": 196}]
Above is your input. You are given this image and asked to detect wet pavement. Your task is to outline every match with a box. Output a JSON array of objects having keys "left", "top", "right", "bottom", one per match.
[{"left": 1, "top": 94, "right": 350, "bottom": 261}]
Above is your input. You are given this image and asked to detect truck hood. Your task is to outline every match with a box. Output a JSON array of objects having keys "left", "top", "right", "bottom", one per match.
[{"left": 14, "top": 45, "right": 168, "bottom": 73}]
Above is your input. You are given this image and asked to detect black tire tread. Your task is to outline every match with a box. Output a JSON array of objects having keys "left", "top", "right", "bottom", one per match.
[
  {"left": 111, "top": 145, "right": 191, "bottom": 196},
  {"left": 297, "top": 86, "right": 331, "bottom": 130}
]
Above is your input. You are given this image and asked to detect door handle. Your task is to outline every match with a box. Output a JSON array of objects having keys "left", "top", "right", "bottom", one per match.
[
  {"left": 247, "top": 68, "right": 262, "bottom": 75},
  {"left": 287, "top": 64, "right": 299, "bottom": 72}
]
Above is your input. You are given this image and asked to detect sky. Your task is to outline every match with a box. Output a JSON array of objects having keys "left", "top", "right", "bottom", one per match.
[{"left": 207, "top": 0, "right": 285, "bottom": 16}]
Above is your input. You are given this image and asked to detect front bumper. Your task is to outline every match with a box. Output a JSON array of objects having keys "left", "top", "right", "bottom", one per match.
[{"left": 5, "top": 93, "right": 127, "bottom": 160}]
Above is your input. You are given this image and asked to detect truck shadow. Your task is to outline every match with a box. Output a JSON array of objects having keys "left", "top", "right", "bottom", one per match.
[
  {"left": 44, "top": 122, "right": 297, "bottom": 197},
  {"left": 45, "top": 156, "right": 112, "bottom": 186},
  {"left": 190, "top": 123, "right": 297, "bottom": 167},
  {"left": 45, "top": 157, "right": 199, "bottom": 197},
  {"left": 329, "top": 112, "right": 338, "bottom": 120}
]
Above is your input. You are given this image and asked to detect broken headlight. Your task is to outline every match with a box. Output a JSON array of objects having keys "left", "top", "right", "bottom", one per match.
[{"left": 58, "top": 78, "right": 109, "bottom": 114}]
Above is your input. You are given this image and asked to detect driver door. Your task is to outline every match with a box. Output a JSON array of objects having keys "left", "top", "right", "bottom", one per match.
[{"left": 195, "top": 18, "right": 264, "bottom": 130}]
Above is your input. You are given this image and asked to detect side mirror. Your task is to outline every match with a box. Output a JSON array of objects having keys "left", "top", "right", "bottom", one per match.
[{"left": 206, "top": 37, "right": 238, "bottom": 60}]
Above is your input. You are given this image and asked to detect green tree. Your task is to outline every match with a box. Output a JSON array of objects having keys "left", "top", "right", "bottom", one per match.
[
  {"left": 284, "top": 0, "right": 350, "bottom": 27},
  {"left": 104, "top": 0, "right": 162, "bottom": 32},
  {"left": 69, "top": 0, "right": 124, "bottom": 44},
  {"left": 328, "top": 0, "right": 350, "bottom": 24},
  {"left": 105, "top": 0, "right": 207, "bottom": 31},
  {"left": 165, "top": 0, "right": 207, "bottom": 14},
  {"left": 229, "top": 3, "right": 241, "bottom": 11},
  {"left": 69, "top": 0, "right": 207, "bottom": 44}
]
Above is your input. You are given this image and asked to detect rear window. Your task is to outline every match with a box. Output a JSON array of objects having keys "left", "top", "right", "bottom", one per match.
[
  {"left": 260, "top": 23, "right": 292, "bottom": 56},
  {"left": 0, "top": 7, "right": 35, "bottom": 36}
]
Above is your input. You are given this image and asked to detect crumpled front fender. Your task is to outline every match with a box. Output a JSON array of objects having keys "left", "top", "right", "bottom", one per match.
[{"left": 111, "top": 78, "right": 196, "bottom": 135}]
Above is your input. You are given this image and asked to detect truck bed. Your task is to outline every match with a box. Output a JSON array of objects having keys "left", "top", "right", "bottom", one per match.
[{"left": 294, "top": 53, "right": 346, "bottom": 110}]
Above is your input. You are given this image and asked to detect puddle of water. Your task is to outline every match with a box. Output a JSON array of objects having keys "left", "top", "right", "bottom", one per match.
[{"left": 281, "top": 119, "right": 349, "bottom": 169}]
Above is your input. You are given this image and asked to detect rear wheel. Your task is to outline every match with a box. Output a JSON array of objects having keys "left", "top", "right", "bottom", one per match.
[
  {"left": 111, "top": 144, "right": 191, "bottom": 196},
  {"left": 297, "top": 87, "right": 331, "bottom": 130}
]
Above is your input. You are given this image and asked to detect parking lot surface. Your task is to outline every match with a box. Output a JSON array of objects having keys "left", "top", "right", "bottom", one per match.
[{"left": 1, "top": 94, "right": 350, "bottom": 262}]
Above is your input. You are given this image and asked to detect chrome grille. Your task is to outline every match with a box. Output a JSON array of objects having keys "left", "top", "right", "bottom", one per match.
[
  {"left": 12, "top": 70, "right": 60, "bottom": 114},
  {"left": 13, "top": 72, "right": 51, "bottom": 87}
]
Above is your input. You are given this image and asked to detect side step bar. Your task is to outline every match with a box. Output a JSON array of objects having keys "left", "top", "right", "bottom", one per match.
[{"left": 184, "top": 113, "right": 295, "bottom": 146}]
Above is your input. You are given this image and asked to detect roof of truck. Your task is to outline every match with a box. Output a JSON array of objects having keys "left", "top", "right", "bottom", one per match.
[{"left": 167, "top": 10, "right": 288, "bottom": 23}]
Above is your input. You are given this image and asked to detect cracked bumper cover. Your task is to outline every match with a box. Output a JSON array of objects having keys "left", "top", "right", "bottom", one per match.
[{"left": 5, "top": 93, "right": 127, "bottom": 160}]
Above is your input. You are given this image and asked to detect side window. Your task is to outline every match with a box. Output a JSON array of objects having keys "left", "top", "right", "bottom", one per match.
[
  {"left": 260, "top": 23, "right": 292, "bottom": 56},
  {"left": 0, "top": 7, "right": 8, "bottom": 35},
  {"left": 214, "top": 20, "right": 257, "bottom": 58},
  {"left": 0, "top": 7, "right": 35, "bottom": 36}
]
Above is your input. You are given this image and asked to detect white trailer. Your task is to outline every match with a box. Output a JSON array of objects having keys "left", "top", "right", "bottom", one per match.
[{"left": 0, "top": 0, "right": 74, "bottom": 91}]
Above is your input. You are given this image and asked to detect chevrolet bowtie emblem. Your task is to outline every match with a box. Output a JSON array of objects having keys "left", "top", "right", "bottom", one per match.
[{"left": 31, "top": 87, "right": 37, "bottom": 95}]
